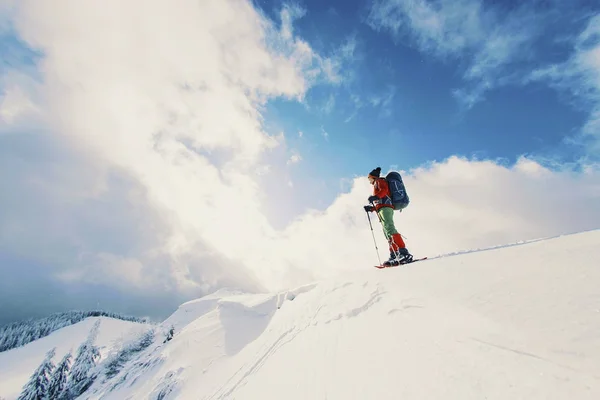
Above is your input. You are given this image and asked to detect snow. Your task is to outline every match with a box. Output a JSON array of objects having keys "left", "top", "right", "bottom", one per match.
[
  {"left": 0, "top": 317, "right": 149, "bottom": 399},
  {"left": 3, "top": 230, "right": 600, "bottom": 399}
]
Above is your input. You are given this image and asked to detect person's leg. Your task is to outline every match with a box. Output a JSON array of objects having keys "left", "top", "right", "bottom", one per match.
[
  {"left": 378, "top": 206, "right": 397, "bottom": 238},
  {"left": 378, "top": 207, "right": 405, "bottom": 255},
  {"left": 379, "top": 207, "right": 412, "bottom": 264}
]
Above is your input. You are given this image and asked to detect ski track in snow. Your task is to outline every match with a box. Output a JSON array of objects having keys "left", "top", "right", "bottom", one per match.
[{"left": 207, "top": 281, "right": 381, "bottom": 398}]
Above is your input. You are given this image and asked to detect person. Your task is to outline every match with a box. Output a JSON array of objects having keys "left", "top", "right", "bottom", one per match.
[{"left": 364, "top": 167, "right": 413, "bottom": 265}]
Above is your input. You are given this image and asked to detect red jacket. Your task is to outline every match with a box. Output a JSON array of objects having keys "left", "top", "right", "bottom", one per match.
[{"left": 372, "top": 178, "right": 393, "bottom": 211}]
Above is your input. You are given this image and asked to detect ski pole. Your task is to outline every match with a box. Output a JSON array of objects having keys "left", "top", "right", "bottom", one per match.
[
  {"left": 366, "top": 209, "right": 382, "bottom": 266},
  {"left": 370, "top": 201, "right": 398, "bottom": 259}
]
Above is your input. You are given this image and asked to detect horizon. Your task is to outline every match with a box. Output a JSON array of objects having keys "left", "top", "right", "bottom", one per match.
[{"left": 1, "top": 0, "right": 599, "bottom": 325}]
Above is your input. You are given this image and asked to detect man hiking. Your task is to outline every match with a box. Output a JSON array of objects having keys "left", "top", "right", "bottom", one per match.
[{"left": 364, "top": 167, "right": 413, "bottom": 266}]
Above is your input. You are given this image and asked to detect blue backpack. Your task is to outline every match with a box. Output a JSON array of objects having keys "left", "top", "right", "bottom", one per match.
[{"left": 385, "top": 171, "right": 409, "bottom": 210}]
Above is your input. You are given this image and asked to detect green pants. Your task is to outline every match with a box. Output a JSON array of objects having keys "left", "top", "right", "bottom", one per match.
[{"left": 378, "top": 207, "right": 398, "bottom": 239}]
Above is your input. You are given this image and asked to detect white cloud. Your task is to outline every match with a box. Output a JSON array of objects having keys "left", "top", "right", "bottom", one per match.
[
  {"left": 368, "top": 85, "right": 396, "bottom": 117},
  {"left": 2, "top": 0, "right": 600, "bottom": 323},
  {"left": 0, "top": 69, "right": 42, "bottom": 129},
  {"left": 0, "top": 0, "right": 347, "bottom": 311},
  {"left": 320, "top": 35, "right": 359, "bottom": 85},
  {"left": 367, "top": 0, "right": 539, "bottom": 108},
  {"left": 0, "top": 0, "right": 17, "bottom": 30},
  {"left": 279, "top": 2, "right": 306, "bottom": 41},
  {"left": 0, "top": 83, "right": 37, "bottom": 124},
  {"left": 528, "top": 13, "right": 600, "bottom": 155},
  {"left": 322, "top": 93, "right": 335, "bottom": 114},
  {"left": 343, "top": 85, "right": 395, "bottom": 122},
  {"left": 368, "top": 0, "right": 484, "bottom": 56},
  {"left": 287, "top": 151, "right": 302, "bottom": 165},
  {"left": 369, "top": 85, "right": 395, "bottom": 107},
  {"left": 274, "top": 5, "right": 356, "bottom": 90},
  {"left": 344, "top": 93, "right": 364, "bottom": 122},
  {"left": 271, "top": 156, "right": 600, "bottom": 284}
]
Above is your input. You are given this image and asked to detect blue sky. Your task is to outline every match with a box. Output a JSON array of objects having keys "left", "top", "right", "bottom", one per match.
[
  {"left": 251, "top": 0, "right": 600, "bottom": 225},
  {"left": 0, "top": 0, "right": 599, "bottom": 325}
]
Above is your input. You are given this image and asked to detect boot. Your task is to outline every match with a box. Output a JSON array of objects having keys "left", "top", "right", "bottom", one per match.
[
  {"left": 389, "top": 234, "right": 413, "bottom": 264},
  {"left": 395, "top": 248, "right": 413, "bottom": 264},
  {"left": 387, "top": 248, "right": 412, "bottom": 265}
]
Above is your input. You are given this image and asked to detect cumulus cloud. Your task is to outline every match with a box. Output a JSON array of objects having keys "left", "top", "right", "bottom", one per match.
[
  {"left": 0, "top": 0, "right": 350, "bottom": 321},
  {"left": 396, "top": 157, "right": 600, "bottom": 255},
  {"left": 272, "top": 156, "right": 600, "bottom": 285}
]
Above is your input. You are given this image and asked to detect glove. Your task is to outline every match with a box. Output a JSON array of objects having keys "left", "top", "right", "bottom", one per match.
[
  {"left": 364, "top": 205, "right": 374, "bottom": 212},
  {"left": 368, "top": 195, "right": 379, "bottom": 203}
]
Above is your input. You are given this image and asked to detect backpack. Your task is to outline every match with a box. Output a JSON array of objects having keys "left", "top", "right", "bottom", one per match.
[{"left": 385, "top": 171, "right": 409, "bottom": 211}]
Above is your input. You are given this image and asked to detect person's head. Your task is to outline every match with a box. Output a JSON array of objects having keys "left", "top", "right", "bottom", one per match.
[{"left": 368, "top": 167, "right": 381, "bottom": 184}]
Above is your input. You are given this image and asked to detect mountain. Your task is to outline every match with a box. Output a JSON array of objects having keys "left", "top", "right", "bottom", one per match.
[
  {"left": 0, "top": 311, "right": 148, "bottom": 353},
  {"left": 0, "top": 316, "right": 150, "bottom": 399},
  {"left": 2, "top": 229, "right": 599, "bottom": 399}
]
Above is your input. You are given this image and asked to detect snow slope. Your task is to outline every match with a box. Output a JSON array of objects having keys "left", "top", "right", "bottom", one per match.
[
  {"left": 0, "top": 317, "right": 150, "bottom": 399},
  {"left": 3, "top": 230, "right": 599, "bottom": 399},
  {"left": 75, "top": 229, "right": 600, "bottom": 400}
]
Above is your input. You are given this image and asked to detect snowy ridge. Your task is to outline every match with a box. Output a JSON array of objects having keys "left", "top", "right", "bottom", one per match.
[
  {"left": 75, "top": 229, "right": 600, "bottom": 399},
  {"left": 82, "top": 283, "right": 319, "bottom": 399},
  {"left": 425, "top": 228, "right": 599, "bottom": 260},
  {"left": 3, "top": 230, "right": 600, "bottom": 399},
  {"left": 0, "top": 311, "right": 148, "bottom": 353}
]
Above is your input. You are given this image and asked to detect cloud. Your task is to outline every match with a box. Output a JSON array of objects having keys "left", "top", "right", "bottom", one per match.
[
  {"left": 368, "top": 85, "right": 396, "bottom": 117},
  {"left": 321, "top": 34, "right": 359, "bottom": 85},
  {"left": 342, "top": 93, "right": 361, "bottom": 123},
  {"left": 366, "top": 0, "right": 541, "bottom": 108},
  {"left": 279, "top": 2, "right": 306, "bottom": 41},
  {"left": 396, "top": 156, "right": 600, "bottom": 255},
  {"left": 2, "top": 0, "right": 599, "bottom": 326},
  {"left": 277, "top": 4, "right": 357, "bottom": 89},
  {"left": 368, "top": 0, "right": 485, "bottom": 56},
  {"left": 528, "top": 13, "right": 600, "bottom": 156},
  {"left": 322, "top": 93, "right": 336, "bottom": 114},
  {"left": 0, "top": 131, "right": 223, "bottom": 323},
  {"left": 0, "top": 0, "right": 348, "bottom": 322},
  {"left": 343, "top": 85, "right": 395, "bottom": 122},
  {"left": 0, "top": 81, "right": 37, "bottom": 123},
  {"left": 287, "top": 151, "right": 302, "bottom": 165},
  {"left": 273, "top": 156, "right": 600, "bottom": 283}
]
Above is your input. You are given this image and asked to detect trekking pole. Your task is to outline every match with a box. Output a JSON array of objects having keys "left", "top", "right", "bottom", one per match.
[
  {"left": 370, "top": 201, "right": 397, "bottom": 259},
  {"left": 371, "top": 201, "right": 384, "bottom": 225},
  {"left": 366, "top": 209, "right": 382, "bottom": 266}
]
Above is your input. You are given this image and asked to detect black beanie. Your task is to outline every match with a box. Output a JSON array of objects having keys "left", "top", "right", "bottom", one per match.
[{"left": 368, "top": 167, "right": 381, "bottom": 178}]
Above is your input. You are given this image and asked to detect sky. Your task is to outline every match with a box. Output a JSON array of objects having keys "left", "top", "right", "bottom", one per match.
[{"left": 0, "top": 0, "right": 599, "bottom": 325}]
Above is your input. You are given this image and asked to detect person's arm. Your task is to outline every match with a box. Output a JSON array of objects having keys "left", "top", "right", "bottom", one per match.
[{"left": 369, "top": 179, "right": 387, "bottom": 202}]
